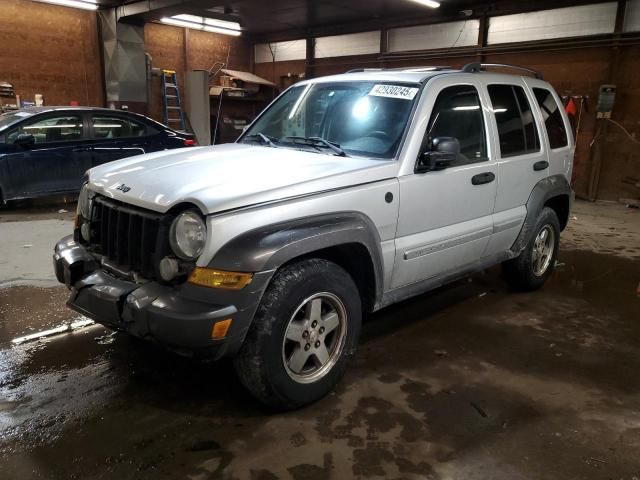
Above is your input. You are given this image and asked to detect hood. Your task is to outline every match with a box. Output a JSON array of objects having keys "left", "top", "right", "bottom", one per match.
[{"left": 88, "top": 143, "right": 398, "bottom": 214}]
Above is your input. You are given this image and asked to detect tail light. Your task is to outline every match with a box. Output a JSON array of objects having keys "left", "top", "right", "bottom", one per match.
[{"left": 183, "top": 138, "right": 197, "bottom": 146}]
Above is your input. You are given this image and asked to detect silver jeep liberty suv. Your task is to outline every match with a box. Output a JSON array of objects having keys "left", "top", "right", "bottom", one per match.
[{"left": 54, "top": 63, "right": 574, "bottom": 409}]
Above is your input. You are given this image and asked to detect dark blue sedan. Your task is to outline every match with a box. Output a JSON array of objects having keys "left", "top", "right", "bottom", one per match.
[{"left": 0, "top": 107, "right": 196, "bottom": 203}]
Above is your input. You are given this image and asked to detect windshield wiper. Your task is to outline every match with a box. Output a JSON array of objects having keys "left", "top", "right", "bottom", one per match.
[
  {"left": 280, "top": 136, "right": 347, "bottom": 157},
  {"left": 244, "top": 132, "right": 279, "bottom": 148}
]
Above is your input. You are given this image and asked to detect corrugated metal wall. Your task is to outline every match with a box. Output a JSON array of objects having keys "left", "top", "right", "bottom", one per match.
[
  {"left": 315, "top": 31, "right": 380, "bottom": 58},
  {"left": 388, "top": 20, "right": 480, "bottom": 52},
  {"left": 255, "top": 40, "right": 306, "bottom": 63},
  {"left": 487, "top": 3, "right": 618, "bottom": 44},
  {"left": 624, "top": 0, "right": 640, "bottom": 31}
]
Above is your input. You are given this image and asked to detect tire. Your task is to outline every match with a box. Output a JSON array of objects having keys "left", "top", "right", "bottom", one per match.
[
  {"left": 233, "top": 258, "right": 362, "bottom": 410},
  {"left": 503, "top": 207, "right": 561, "bottom": 291}
]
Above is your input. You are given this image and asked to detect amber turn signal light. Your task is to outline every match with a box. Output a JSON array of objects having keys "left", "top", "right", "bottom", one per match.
[
  {"left": 212, "top": 319, "right": 233, "bottom": 339},
  {"left": 188, "top": 267, "right": 253, "bottom": 290}
]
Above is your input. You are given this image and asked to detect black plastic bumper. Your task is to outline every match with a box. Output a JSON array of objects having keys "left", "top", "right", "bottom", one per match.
[{"left": 53, "top": 235, "right": 273, "bottom": 359}]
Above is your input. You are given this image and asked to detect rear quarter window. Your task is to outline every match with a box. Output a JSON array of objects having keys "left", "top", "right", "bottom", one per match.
[
  {"left": 92, "top": 115, "right": 157, "bottom": 139},
  {"left": 533, "top": 88, "right": 568, "bottom": 149}
]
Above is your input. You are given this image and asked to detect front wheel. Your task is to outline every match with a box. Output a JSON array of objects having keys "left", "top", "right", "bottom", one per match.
[
  {"left": 233, "top": 258, "right": 362, "bottom": 410},
  {"left": 503, "top": 207, "right": 561, "bottom": 291}
]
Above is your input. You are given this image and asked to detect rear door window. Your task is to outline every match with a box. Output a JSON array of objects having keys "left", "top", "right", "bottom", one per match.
[
  {"left": 91, "top": 115, "right": 151, "bottom": 139},
  {"left": 533, "top": 88, "right": 568, "bottom": 149},
  {"left": 487, "top": 84, "right": 540, "bottom": 158}
]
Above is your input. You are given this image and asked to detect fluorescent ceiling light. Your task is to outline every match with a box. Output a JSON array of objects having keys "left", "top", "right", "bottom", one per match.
[
  {"left": 453, "top": 105, "right": 480, "bottom": 111},
  {"left": 163, "top": 14, "right": 242, "bottom": 36},
  {"left": 161, "top": 17, "right": 197, "bottom": 29},
  {"left": 203, "top": 25, "right": 241, "bottom": 36},
  {"left": 407, "top": 0, "right": 441, "bottom": 8},
  {"left": 33, "top": 0, "right": 98, "bottom": 10},
  {"left": 174, "top": 14, "right": 240, "bottom": 31}
]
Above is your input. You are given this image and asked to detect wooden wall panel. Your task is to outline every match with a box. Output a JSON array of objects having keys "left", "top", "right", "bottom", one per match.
[
  {"left": 0, "top": 0, "right": 103, "bottom": 107},
  {"left": 254, "top": 59, "right": 306, "bottom": 88},
  {"left": 594, "top": 46, "right": 640, "bottom": 201}
]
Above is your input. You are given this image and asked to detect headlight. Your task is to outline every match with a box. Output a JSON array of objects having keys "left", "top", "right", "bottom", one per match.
[
  {"left": 170, "top": 210, "right": 207, "bottom": 260},
  {"left": 76, "top": 184, "right": 93, "bottom": 242},
  {"left": 77, "top": 184, "right": 90, "bottom": 219}
]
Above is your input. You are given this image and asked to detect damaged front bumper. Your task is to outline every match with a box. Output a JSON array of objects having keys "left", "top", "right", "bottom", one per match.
[{"left": 53, "top": 235, "right": 272, "bottom": 359}]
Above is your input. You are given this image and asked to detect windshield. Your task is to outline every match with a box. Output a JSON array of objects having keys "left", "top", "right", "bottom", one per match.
[
  {"left": 240, "top": 81, "right": 421, "bottom": 159},
  {"left": 0, "top": 110, "right": 34, "bottom": 131}
]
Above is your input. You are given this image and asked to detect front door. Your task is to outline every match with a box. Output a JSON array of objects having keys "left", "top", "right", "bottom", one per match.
[
  {"left": 392, "top": 81, "right": 498, "bottom": 289},
  {"left": 4, "top": 112, "right": 90, "bottom": 197}
]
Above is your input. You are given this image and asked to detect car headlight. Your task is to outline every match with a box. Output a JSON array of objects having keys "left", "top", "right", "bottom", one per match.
[
  {"left": 76, "top": 184, "right": 93, "bottom": 242},
  {"left": 169, "top": 210, "right": 207, "bottom": 260},
  {"left": 77, "top": 183, "right": 90, "bottom": 219}
]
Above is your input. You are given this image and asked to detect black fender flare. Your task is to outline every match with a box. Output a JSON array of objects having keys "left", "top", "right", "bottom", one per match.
[
  {"left": 511, "top": 174, "right": 573, "bottom": 254},
  {"left": 209, "top": 211, "right": 385, "bottom": 304}
]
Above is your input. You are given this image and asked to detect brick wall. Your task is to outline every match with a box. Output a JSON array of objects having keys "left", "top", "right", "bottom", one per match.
[
  {"left": 0, "top": 0, "right": 103, "bottom": 107},
  {"left": 145, "top": 23, "right": 251, "bottom": 123}
]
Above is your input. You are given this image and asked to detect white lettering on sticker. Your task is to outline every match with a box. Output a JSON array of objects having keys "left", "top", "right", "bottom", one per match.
[{"left": 369, "top": 84, "right": 419, "bottom": 100}]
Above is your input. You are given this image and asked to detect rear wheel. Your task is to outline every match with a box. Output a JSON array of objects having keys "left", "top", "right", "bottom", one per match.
[
  {"left": 233, "top": 258, "right": 361, "bottom": 410},
  {"left": 503, "top": 207, "right": 560, "bottom": 291}
]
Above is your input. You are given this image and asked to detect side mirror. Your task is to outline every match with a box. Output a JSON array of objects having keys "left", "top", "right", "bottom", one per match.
[
  {"left": 14, "top": 133, "right": 35, "bottom": 148},
  {"left": 415, "top": 137, "right": 460, "bottom": 173}
]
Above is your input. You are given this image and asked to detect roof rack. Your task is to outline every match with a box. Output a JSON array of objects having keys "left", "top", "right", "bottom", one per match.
[
  {"left": 345, "top": 66, "right": 453, "bottom": 74},
  {"left": 462, "top": 63, "right": 544, "bottom": 80}
]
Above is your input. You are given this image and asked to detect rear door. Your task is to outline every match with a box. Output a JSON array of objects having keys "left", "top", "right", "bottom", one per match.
[
  {"left": 88, "top": 113, "right": 151, "bottom": 167},
  {"left": 481, "top": 80, "right": 549, "bottom": 256},
  {"left": 392, "top": 78, "right": 498, "bottom": 289},
  {"left": 3, "top": 112, "right": 90, "bottom": 196},
  {"left": 526, "top": 81, "right": 574, "bottom": 180}
]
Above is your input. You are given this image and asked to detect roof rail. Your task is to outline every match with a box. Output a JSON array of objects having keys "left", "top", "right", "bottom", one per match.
[
  {"left": 462, "top": 63, "right": 544, "bottom": 80},
  {"left": 345, "top": 66, "right": 453, "bottom": 74},
  {"left": 392, "top": 66, "right": 453, "bottom": 72},
  {"left": 345, "top": 68, "right": 384, "bottom": 73}
]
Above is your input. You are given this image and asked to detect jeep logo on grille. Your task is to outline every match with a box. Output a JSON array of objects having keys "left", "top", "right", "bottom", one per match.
[{"left": 116, "top": 183, "right": 131, "bottom": 193}]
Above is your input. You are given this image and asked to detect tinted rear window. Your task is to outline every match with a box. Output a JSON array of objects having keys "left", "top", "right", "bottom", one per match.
[
  {"left": 533, "top": 88, "right": 568, "bottom": 149},
  {"left": 488, "top": 84, "right": 540, "bottom": 158}
]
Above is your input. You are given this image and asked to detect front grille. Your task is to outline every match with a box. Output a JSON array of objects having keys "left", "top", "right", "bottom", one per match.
[{"left": 86, "top": 195, "right": 171, "bottom": 279}]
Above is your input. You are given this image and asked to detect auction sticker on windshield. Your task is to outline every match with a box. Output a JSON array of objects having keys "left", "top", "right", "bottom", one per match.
[{"left": 369, "top": 85, "right": 419, "bottom": 100}]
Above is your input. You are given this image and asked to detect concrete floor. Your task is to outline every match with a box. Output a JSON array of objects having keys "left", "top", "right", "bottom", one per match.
[{"left": 0, "top": 199, "right": 639, "bottom": 479}]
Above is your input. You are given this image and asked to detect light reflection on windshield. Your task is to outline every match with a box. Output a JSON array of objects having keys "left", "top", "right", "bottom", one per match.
[
  {"left": 0, "top": 111, "right": 34, "bottom": 130},
  {"left": 240, "top": 81, "right": 420, "bottom": 159}
]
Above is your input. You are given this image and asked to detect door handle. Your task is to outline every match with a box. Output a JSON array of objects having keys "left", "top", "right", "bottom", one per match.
[
  {"left": 72, "top": 146, "right": 89, "bottom": 152},
  {"left": 534, "top": 161, "right": 549, "bottom": 171},
  {"left": 471, "top": 172, "right": 496, "bottom": 185}
]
